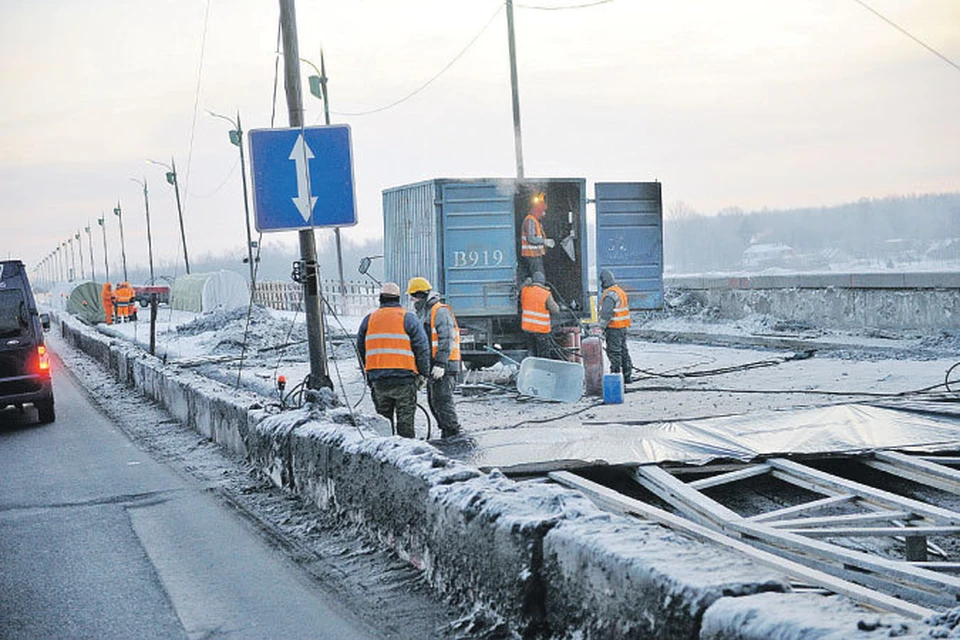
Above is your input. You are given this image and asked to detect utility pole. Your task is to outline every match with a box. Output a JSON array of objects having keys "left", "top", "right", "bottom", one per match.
[
  {"left": 85, "top": 223, "right": 95, "bottom": 281},
  {"left": 114, "top": 201, "right": 128, "bottom": 282},
  {"left": 132, "top": 177, "right": 155, "bottom": 283},
  {"left": 506, "top": 0, "right": 525, "bottom": 180},
  {"left": 319, "top": 51, "right": 347, "bottom": 307},
  {"left": 98, "top": 214, "right": 110, "bottom": 283},
  {"left": 279, "top": 0, "right": 332, "bottom": 390},
  {"left": 171, "top": 158, "right": 190, "bottom": 274},
  {"left": 68, "top": 237, "right": 76, "bottom": 281},
  {"left": 75, "top": 230, "right": 85, "bottom": 280}
]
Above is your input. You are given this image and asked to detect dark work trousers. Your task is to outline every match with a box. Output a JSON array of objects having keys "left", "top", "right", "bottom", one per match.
[
  {"left": 371, "top": 379, "right": 419, "bottom": 438},
  {"left": 526, "top": 332, "right": 554, "bottom": 359},
  {"left": 427, "top": 374, "right": 461, "bottom": 438},
  {"left": 522, "top": 255, "right": 545, "bottom": 281},
  {"left": 604, "top": 327, "right": 634, "bottom": 382}
]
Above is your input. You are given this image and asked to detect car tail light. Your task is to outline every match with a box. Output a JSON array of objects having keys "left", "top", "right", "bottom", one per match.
[{"left": 37, "top": 345, "right": 50, "bottom": 373}]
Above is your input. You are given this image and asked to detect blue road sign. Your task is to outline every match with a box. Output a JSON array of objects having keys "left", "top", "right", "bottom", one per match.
[{"left": 248, "top": 124, "right": 357, "bottom": 232}]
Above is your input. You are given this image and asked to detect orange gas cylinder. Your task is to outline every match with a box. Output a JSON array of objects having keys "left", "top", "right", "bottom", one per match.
[
  {"left": 556, "top": 326, "right": 581, "bottom": 363},
  {"left": 582, "top": 335, "right": 603, "bottom": 396}
]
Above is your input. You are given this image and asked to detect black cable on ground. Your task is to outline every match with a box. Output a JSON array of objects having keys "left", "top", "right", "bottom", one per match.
[{"left": 631, "top": 350, "right": 815, "bottom": 380}]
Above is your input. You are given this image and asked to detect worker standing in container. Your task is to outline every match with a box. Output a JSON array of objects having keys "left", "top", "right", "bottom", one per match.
[
  {"left": 520, "top": 192, "right": 555, "bottom": 280},
  {"left": 357, "top": 282, "right": 431, "bottom": 439},
  {"left": 407, "top": 277, "right": 462, "bottom": 439},
  {"left": 521, "top": 271, "right": 560, "bottom": 359},
  {"left": 599, "top": 269, "right": 633, "bottom": 383}
]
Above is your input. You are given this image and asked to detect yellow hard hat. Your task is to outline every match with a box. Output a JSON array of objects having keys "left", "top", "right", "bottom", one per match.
[{"left": 406, "top": 276, "right": 432, "bottom": 295}]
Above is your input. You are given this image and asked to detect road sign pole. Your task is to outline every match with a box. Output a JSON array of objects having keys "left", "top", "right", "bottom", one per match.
[{"left": 279, "top": 0, "right": 332, "bottom": 390}]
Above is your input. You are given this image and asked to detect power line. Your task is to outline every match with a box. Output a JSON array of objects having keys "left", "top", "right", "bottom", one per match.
[
  {"left": 182, "top": 0, "right": 213, "bottom": 213},
  {"left": 330, "top": 3, "right": 504, "bottom": 117},
  {"left": 517, "top": 0, "right": 611, "bottom": 10},
  {"left": 852, "top": 0, "right": 960, "bottom": 74}
]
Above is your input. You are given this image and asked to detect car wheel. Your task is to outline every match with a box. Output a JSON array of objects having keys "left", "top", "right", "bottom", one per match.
[{"left": 36, "top": 399, "right": 56, "bottom": 424}]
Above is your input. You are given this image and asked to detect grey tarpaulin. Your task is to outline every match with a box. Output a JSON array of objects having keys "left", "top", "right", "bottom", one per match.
[{"left": 459, "top": 404, "right": 960, "bottom": 473}]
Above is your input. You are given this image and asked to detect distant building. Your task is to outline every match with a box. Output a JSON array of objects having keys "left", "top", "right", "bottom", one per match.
[{"left": 742, "top": 243, "right": 796, "bottom": 270}]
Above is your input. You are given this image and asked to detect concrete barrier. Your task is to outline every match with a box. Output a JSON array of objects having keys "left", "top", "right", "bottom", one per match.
[
  {"left": 55, "top": 313, "right": 926, "bottom": 637},
  {"left": 664, "top": 272, "right": 960, "bottom": 332}
]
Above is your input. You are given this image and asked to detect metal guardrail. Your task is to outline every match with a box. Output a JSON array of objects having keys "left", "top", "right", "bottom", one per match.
[{"left": 253, "top": 279, "right": 378, "bottom": 316}]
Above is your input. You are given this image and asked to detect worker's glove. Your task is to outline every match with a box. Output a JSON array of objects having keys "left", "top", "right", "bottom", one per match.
[
  {"left": 431, "top": 365, "right": 445, "bottom": 380},
  {"left": 544, "top": 238, "right": 556, "bottom": 249},
  {"left": 417, "top": 376, "right": 427, "bottom": 391}
]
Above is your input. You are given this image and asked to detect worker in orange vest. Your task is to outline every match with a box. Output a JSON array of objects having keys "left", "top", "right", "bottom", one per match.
[
  {"left": 599, "top": 269, "right": 633, "bottom": 383},
  {"left": 520, "top": 192, "right": 555, "bottom": 280},
  {"left": 407, "top": 276, "right": 462, "bottom": 439},
  {"left": 114, "top": 282, "right": 134, "bottom": 322},
  {"left": 101, "top": 283, "right": 115, "bottom": 325},
  {"left": 357, "top": 282, "right": 431, "bottom": 438},
  {"left": 520, "top": 271, "right": 560, "bottom": 359}
]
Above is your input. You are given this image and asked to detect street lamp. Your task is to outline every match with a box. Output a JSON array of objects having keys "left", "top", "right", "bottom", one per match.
[
  {"left": 97, "top": 214, "right": 110, "bottom": 283},
  {"left": 85, "top": 223, "right": 95, "bottom": 281},
  {"left": 67, "top": 237, "right": 76, "bottom": 281},
  {"left": 75, "top": 230, "right": 85, "bottom": 280},
  {"left": 130, "top": 176, "right": 155, "bottom": 283},
  {"left": 60, "top": 242, "right": 68, "bottom": 281},
  {"left": 147, "top": 157, "right": 190, "bottom": 274},
  {"left": 114, "top": 201, "right": 128, "bottom": 282},
  {"left": 207, "top": 109, "right": 256, "bottom": 287},
  {"left": 301, "top": 50, "right": 347, "bottom": 302}
]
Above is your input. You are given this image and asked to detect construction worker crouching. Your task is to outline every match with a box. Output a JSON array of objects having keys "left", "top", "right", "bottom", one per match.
[
  {"left": 101, "top": 282, "right": 115, "bottom": 325},
  {"left": 520, "top": 192, "right": 555, "bottom": 280},
  {"left": 357, "top": 282, "right": 431, "bottom": 439},
  {"left": 407, "top": 276, "right": 462, "bottom": 439},
  {"left": 599, "top": 269, "right": 633, "bottom": 383},
  {"left": 521, "top": 271, "right": 560, "bottom": 359}
]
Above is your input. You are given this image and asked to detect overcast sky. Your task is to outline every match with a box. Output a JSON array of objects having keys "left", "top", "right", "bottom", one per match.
[{"left": 2, "top": 0, "right": 958, "bottom": 276}]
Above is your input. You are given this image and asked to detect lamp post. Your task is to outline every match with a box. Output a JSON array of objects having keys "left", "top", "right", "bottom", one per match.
[
  {"left": 114, "top": 201, "right": 128, "bottom": 282},
  {"left": 85, "top": 223, "right": 95, "bottom": 281},
  {"left": 67, "top": 237, "right": 76, "bottom": 281},
  {"left": 130, "top": 176, "right": 155, "bottom": 283},
  {"left": 97, "top": 214, "right": 110, "bottom": 283},
  {"left": 60, "top": 242, "right": 68, "bottom": 281},
  {"left": 75, "top": 230, "right": 85, "bottom": 280},
  {"left": 302, "top": 50, "right": 347, "bottom": 303},
  {"left": 207, "top": 110, "right": 256, "bottom": 287},
  {"left": 147, "top": 158, "right": 189, "bottom": 274}
]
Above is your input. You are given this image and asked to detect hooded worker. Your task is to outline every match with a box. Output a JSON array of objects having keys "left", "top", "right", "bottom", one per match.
[
  {"left": 520, "top": 192, "right": 554, "bottom": 279},
  {"left": 599, "top": 269, "right": 633, "bottom": 383},
  {"left": 407, "top": 276, "right": 462, "bottom": 439},
  {"left": 520, "top": 271, "right": 560, "bottom": 359},
  {"left": 357, "top": 282, "right": 430, "bottom": 438},
  {"left": 100, "top": 282, "right": 115, "bottom": 325}
]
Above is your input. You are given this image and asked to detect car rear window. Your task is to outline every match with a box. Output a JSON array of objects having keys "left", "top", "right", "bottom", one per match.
[{"left": 0, "top": 289, "right": 29, "bottom": 338}]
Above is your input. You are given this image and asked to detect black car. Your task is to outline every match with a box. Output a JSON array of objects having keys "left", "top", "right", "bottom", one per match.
[{"left": 0, "top": 260, "right": 54, "bottom": 423}]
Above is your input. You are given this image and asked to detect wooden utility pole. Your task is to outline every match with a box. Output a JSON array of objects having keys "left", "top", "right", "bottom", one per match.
[
  {"left": 279, "top": 0, "right": 332, "bottom": 390},
  {"left": 506, "top": 0, "right": 525, "bottom": 179}
]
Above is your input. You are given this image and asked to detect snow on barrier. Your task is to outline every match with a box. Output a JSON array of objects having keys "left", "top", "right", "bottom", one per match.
[{"left": 56, "top": 312, "right": 929, "bottom": 638}]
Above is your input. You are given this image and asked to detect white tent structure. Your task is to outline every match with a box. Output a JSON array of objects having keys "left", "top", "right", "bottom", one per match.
[{"left": 170, "top": 271, "right": 249, "bottom": 313}]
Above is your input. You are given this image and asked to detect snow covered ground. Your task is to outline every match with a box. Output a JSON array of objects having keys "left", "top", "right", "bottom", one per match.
[{"left": 96, "top": 301, "right": 960, "bottom": 449}]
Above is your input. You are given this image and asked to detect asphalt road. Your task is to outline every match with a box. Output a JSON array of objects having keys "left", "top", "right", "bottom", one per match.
[{"left": 0, "top": 360, "right": 379, "bottom": 639}]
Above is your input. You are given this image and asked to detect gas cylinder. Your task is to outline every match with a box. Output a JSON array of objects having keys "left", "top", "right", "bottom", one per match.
[{"left": 581, "top": 335, "right": 603, "bottom": 396}]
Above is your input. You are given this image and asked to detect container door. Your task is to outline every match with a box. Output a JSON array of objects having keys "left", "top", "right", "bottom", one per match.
[
  {"left": 440, "top": 181, "right": 517, "bottom": 316},
  {"left": 595, "top": 182, "right": 663, "bottom": 310}
]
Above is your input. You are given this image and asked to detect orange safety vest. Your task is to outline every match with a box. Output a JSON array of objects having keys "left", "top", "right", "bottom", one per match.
[
  {"left": 364, "top": 306, "right": 417, "bottom": 373},
  {"left": 602, "top": 285, "right": 631, "bottom": 329},
  {"left": 521, "top": 214, "right": 546, "bottom": 258},
  {"left": 430, "top": 303, "right": 461, "bottom": 362},
  {"left": 521, "top": 285, "right": 552, "bottom": 334}
]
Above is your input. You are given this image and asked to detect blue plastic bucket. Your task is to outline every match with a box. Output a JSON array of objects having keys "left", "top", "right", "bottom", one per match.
[{"left": 602, "top": 373, "right": 624, "bottom": 404}]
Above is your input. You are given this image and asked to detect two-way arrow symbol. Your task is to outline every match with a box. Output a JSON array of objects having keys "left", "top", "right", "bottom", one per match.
[{"left": 289, "top": 134, "right": 317, "bottom": 222}]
